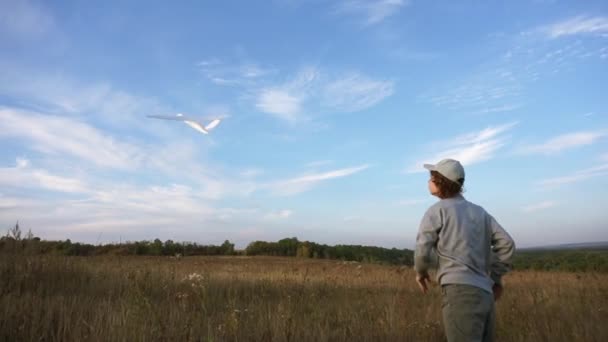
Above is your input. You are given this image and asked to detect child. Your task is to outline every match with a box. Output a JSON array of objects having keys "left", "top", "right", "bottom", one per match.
[{"left": 414, "top": 158, "right": 515, "bottom": 342}]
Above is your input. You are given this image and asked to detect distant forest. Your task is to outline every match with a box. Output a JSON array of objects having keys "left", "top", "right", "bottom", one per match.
[{"left": 2, "top": 222, "right": 607, "bottom": 272}]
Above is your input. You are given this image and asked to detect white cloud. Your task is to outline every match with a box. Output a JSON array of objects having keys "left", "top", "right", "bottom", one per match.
[
  {"left": 0, "top": 177, "right": 220, "bottom": 232},
  {"left": 0, "top": 64, "right": 171, "bottom": 130},
  {"left": 16, "top": 157, "right": 30, "bottom": 168},
  {"left": 240, "top": 168, "right": 264, "bottom": 178},
  {"left": 255, "top": 67, "right": 393, "bottom": 122},
  {"left": 91, "top": 183, "right": 217, "bottom": 215},
  {"left": 268, "top": 164, "right": 370, "bottom": 196},
  {"left": 0, "top": 106, "right": 258, "bottom": 201},
  {"left": 1, "top": 156, "right": 236, "bottom": 211},
  {"left": 197, "top": 59, "right": 277, "bottom": 86},
  {"left": 407, "top": 122, "right": 517, "bottom": 172},
  {"left": 0, "top": 160, "right": 90, "bottom": 194},
  {"left": 473, "top": 104, "right": 523, "bottom": 115},
  {"left": 255, "top": 89, "right": 302, "bottom": 121},
  {"left": 520, "top": 131, "right": 606, "bottom": 155},
  {"left": 254, "top": 67, "right": 319, "bottom": 122},
  {"left": 336, "top": 0, "right": 408, "bottom": 26},
  {"left": 544, "top": 16, "right": 608, "bottom": 38},
  {"left": 322, "top": 73, "right": 394, "bottom": 112},
  {"left": 0, "top": 194, "right": 40, "bottom": 210},
  {"left": 538, "top": 163, "right": 608, "bottom": 187},
  {"left": 264, "top": 209, "right": 293, "bottom": 220},
  {"left": 522, "top": 201, "right": 557, "bottom": 213},
  {"left": 241, "top": 64, "right": 274, "bottom": 78},
  {"left": 0, "top": 66, "right": 109, "bottom": 114},
  {"left": 215, "top": 207, "right": 260, "bottom": 222},
  {"left": 0, "top": 108, "right": 142, "bottom": 170}
]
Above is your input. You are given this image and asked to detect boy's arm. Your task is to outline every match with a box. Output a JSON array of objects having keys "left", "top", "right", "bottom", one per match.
[
  {"left": 414, "top": 207, "right": 442, "bottom": 276},
  {"left": 488, "top": 214, "right": 515, "bottom": 286}
]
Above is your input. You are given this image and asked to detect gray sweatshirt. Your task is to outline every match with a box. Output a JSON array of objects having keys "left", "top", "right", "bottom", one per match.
[{"left": 414, "top": 194, "right": 515, "bottom": 293}]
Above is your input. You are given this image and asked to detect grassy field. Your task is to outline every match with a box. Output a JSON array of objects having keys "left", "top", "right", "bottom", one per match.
[{"left": 1, "top": 254, "right": 606, "bottom": 341}]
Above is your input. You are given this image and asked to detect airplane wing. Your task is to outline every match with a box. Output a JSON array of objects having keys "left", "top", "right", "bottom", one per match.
[
  {"left": 204, "top": 119, "right": 221, "bottom": 131},
  {"left": 147, "top": 114, "right": 188, "bottom": 121},
  {"left": 184, "top": 120, "right": 209, "bottom": 134}
]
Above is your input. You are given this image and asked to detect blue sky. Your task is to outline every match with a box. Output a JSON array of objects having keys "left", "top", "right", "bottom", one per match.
[{"left": 1, "top": 0, "right": 607, "bottom": 248}]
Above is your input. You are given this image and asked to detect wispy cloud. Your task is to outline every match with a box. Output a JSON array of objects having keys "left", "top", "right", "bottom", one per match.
[
  {"left": 91, "top": 183, "right": 218, "bottom": 215},
  {"left": 426, "top": 17, "right": 608, "bottom": 114},
  {"left": 336, "top": 0, "right": 408, "bottom": 26},
  {"left": 473, "top": 104, "right": 523, "bottom": 115},
  {"left": 0, "top": 194, "right": 40, "bottom": 210},
  {"left": 268, "top": 164, "right": 370, "bottom": 196},
  {"left": 543, "top": 16, "right": 608, "bottom": 39},
  {"left": 0, "top": 108, "right": 143, "bottom": 170},
  {"left": 0, "top": 64, "right": 169, "bottom": 128},
  {"left": 407, "top": 122, "right": 518, "bottom": 172},
  {"left": 0, "top": 156, "right": 234, "bottom": 214},
  {"left": 264, "top": 209, "right": 293, "bottom": 220},
  {"left": 0, "top": 104, "right": 258, "bottom": 201},
  {"left": 522, "top": 201, "right": 557, "bottom": 213},
  {"left": 255, "top": 67, "right": 394, "bottom": 122},
  {"left": 0, "top": 0, "right": 56, "bottom": 39},
  {"left": 421, "top": 68, "right": 523, "bottom": 114},
  {"left": 322, "top": 73, "right": 394, "bottom": 112},
  {"left": 197, "top": 58, "right": 277, "bottom": 86},
  {"left": 519, "top": 130, "right": 606, "bottom": 155},
  {"left": 1, "top": 185, "right": 218, "bottom": 236},
  {"left": 0, "top": 158, "right": 90, "bottom": 194},
  {"left": 239, "top": 168, "right": 264, "bottom": 178},
  {"left": 255, "top": 89, "right": 303, "bottom": 122},
  {"left": 538, "top": 163, "right": 608, "bottom": 187},
  {"left": 255, "top": 67, "right": 318, "bottom": 122}
]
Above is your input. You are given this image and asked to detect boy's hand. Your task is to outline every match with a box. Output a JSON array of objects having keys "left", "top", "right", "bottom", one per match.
[
  {"left": 492, "top": 284, "right": 503, "bottom": 301},
  {"left": 416, "top": 273, "right": 430, "bottom": 294}
]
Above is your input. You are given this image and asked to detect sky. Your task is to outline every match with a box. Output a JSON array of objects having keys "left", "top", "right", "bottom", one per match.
[{"left": 1, "top": 0, "right": 607, "bottom": 249}]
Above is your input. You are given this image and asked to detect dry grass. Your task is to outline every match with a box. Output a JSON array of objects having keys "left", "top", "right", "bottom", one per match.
[{"left": 1, "top": 254, "right": 606, "bottom": 341}]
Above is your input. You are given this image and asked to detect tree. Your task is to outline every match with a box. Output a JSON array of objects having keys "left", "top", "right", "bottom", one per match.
[
  {"left": 297, "top": 243, "right": 311, "bottom": 258},
  {"left": 221, "top": 240, "right": 235, "bottom": 255},
  {"left": 8, "top": 221, "right": 22, "bottom": 240},
  {"left": 150, "top": 239, "right": 163, "bottom": 255}
]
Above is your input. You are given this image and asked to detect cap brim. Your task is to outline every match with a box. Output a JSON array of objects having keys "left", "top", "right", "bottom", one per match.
[{"left": 423, "top": 164, "right": 436, "bottom": 171}]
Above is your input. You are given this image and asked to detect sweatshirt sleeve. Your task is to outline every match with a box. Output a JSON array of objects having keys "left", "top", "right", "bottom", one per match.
[
  {"left": 414, "top": 206, "right": 443, "bottom": 275},
  {"left": 488, "top": 214, "right": 516, "bottom": 286}
]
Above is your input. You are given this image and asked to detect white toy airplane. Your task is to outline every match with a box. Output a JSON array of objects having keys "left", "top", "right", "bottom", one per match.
[{"left": 147, "top": 113, "right": 221, "bottom": 134}]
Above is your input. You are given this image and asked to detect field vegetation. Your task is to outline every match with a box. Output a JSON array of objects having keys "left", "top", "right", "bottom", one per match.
[
  {"left": 1, "top": 254, "right": 607, "bottom": 341},
  {"left": 2, "top": 224, "right": 607, "bottom": 341}
]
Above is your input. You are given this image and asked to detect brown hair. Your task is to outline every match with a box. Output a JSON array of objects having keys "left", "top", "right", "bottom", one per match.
[{"left": 430, "top": 171, "right": 464, "bottom": 199}]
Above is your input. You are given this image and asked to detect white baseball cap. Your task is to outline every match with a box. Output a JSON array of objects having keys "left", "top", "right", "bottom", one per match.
[{"left": 423, "top": 159, "right": 465, "bottom": 184}]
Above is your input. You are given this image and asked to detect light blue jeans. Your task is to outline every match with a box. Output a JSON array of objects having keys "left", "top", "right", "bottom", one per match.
[{"left": 441, "top": 284, "right": 496, "bottom": 342}]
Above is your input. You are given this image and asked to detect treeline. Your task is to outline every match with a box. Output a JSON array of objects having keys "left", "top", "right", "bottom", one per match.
[
  {"left": 513, "top": 249, "right": 608, "bottom": 272},
  {"left": 0, "top": 222, "right": 236, "bottom": 257},
  {"left": 0, "top": 237, "right": 237, "bottom": 257},
  {"left": 4, "top": 222, "right": 608, "bottom": 271},
  {"left": 0, "top": 223, "right": 412, "bottom": 265},
  {"left": 245, "top": 237, "right": 413, "bottom": 265}
]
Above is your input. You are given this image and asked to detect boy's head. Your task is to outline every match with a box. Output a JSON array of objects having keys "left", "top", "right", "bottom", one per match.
[{"left": 423, "top": 159, "right": 465, "bottom": 198}]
